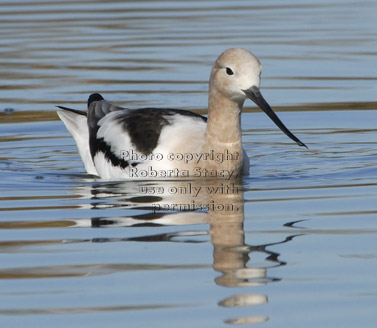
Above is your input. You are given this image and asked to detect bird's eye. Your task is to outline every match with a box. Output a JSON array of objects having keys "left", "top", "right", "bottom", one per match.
[{"left": 226, "top": 67, "right": 234, "bottom": 75}]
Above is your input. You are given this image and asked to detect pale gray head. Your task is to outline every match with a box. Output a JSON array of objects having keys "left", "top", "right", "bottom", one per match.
[{"left": 210, "top": 48, "right": 307, "bottom": 148}]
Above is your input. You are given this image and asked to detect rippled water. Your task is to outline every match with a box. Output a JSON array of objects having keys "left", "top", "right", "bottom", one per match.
[{"left": 1, "top": 1, "right": 377, "bottom": 327}]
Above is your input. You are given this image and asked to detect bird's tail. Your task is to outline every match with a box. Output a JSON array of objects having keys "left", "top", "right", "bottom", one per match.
[{"left": 57, "top": 107, "right": 98, "bottom": 176}]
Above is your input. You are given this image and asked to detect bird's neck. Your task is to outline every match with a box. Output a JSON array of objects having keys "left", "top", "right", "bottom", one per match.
[
  {"left": 200, "top": 89, "right": 245, "bottom": 173},
  {"left": 205, "top": 88, "right": 244, "bottom": 148}
]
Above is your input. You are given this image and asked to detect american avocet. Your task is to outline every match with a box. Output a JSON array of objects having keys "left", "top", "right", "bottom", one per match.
[{"left": 57, "top": 48, "right": 306, "bottom": 180}]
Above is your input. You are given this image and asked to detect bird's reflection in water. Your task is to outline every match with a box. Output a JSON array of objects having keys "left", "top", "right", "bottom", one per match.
[{"left": 73, "top": 178, "right": 299, "bottom": 325}]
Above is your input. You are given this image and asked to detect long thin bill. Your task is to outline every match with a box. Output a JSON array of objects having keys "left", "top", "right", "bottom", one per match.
[{"left": 243, "top": 86, "right": 307, "bottom": 148}]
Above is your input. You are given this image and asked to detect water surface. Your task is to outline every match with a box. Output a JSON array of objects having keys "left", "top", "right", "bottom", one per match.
[{"left": 1, "top": 1, "right": 377, "bottom": 327}]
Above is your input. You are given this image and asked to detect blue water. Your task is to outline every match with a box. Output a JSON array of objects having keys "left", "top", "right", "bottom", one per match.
[{"left": 1, "top": 1, "right": 377, "bottom": 327}]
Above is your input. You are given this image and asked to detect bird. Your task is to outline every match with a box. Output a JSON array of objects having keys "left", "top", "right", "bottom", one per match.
[{"left": 57, "top": 48, "right": 306, "bottom": 180}]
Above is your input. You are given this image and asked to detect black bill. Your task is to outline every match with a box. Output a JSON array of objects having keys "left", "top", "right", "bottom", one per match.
[{"left": 243, "top": 86, "right": 307, "bottom": 148}]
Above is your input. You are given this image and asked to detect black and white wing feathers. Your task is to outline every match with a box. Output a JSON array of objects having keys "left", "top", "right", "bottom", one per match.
[{"left": 86, "top": 94, "right": 207, "bottom": 179}]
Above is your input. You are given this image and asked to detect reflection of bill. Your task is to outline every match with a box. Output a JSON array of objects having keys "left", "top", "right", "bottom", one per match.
[{"left": 128, "top": 166, "right": 238, "bottom": 180}]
